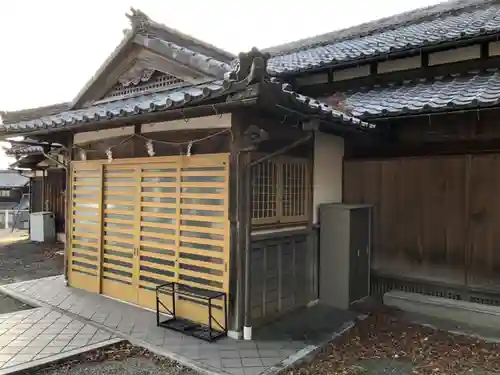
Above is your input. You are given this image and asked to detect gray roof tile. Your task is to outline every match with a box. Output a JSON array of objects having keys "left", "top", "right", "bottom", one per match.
[
  {"left": 0, "top": 77, "right": 373, "bottom": 135},
  {"left": 0, "top": 171, "right": 29, "bottom": 188},
  {"left": 0, "top": 81, "right": 228, "bottom": 133},
  {"left": 340, "top": 69, "right": 500, "bottom": 118},
  {"left": 268, "top": 2, "right": 500, "bottom": 74}
]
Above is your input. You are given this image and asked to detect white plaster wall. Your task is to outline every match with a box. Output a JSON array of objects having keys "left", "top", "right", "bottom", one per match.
[
  {"left": 429, "top": 45, "right": 480, "bottom": 66},
  {"left": 312, "top": 132, "right": 344, "bottom": 223},
  {"left": 333, "top": 65, "right": 370, "bottom": 81},
  {"left": 489, "top": 41, "right": 500, "bottom": 56},
  {"left": 378, "top": 56, "right": 421, "bottom": 74}
]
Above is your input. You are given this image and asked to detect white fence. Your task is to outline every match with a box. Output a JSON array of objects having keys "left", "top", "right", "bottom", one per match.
[{"left": 0, "top": 210, "right": 29, "bottom": 230}]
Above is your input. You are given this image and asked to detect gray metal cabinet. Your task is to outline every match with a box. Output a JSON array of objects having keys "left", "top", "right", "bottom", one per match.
[{"left": 319, "top": 203, "right": 371, "bottom": 309}]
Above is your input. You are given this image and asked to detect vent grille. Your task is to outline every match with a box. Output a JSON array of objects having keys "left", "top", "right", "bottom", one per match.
[
  {"left": 107, "top": 72, "right": 185, "bottom": 99},
  {"left": 372, "top": 275, "right": 500, "bottom": 307}
]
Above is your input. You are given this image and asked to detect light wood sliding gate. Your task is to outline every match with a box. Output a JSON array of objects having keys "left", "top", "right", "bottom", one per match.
[{"left": 68, "top": 154, "right": 230, "bottom": 325}]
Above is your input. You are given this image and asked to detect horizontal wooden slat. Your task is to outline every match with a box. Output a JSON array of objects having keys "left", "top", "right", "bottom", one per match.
[
  {"left": 181, "top": 170, "right": 226, "bottom": 177},
  {"left": 141, "top": 241, "right": 177, "bottom": 252},
  {"left": 104, "top": 235, "right": 135, "bottom": 245},
  {"left": 180, "top": 193, "right": 225, "bottom": 200},
  {"left": 179, "top": 268, "right": 224, "bottom": 282},
  {"left": 104, "top": 199, "right": 135, "bottom": 206},
  {"left": 102, "top": 271, "right": 131, "bottom": 282},
  {"left": 178, "top": 246, "right": 224, "bottom": 259},
  {"left": 179, "top": 236, "right": 223, "bottom": 247},
  {"left": 140, "top": 211, "right": 176, "bottom": 219},
  {"left": 72, "top": 231, "right": 99, "bottom": 239},
  {"left": 71, "top": 248, "right": 98, "bottom": 258},
  {"left": 141, "top": 202, "right": 176, "bottom": 209},
  {"left": 73, "top": 198, "right": 99, "bottom": 204},
  {"left": 139, "top": 270, "right": 175, "bottom": 282},
  {"left": 180, "top": 204, "right": 225, "bottom": 211},
  {"left": 140, "top": 221, "right": 176, "bottom": 230},
  {"left": 140, "top": 231, "right": 176, "bottom": 241},
  {"left": 140, "top": 251, "right": 176, "bottom": 262},
  {"left": 102, "top": 261, "right": 133, "bottom": 274},
  {"left": 103, "top": 244, "right": 134, "bottom": 254},
  {"left": 180, "top": 214, "right": 225, "bottom": 223},
  {"left": 177, "top": 279, "right": 222, "bottom": 293},
  {"left": 103, "top": 190, "right": 135, "bottom": 197},
  {"left": 139, "top": 259, "right": 175, "bottom": 270},
  {"left": 73, "top": 189, "right": 100, "bottom": 195},
  {"left": 141, "top": 172, "right": 177, "bottom": 178},
  {"left": 103, "top": 217, "right": 134, "bottom": 226},
  {"left": 179, "top": 225, "right": 225, "bottom": 235},
  {"left": 103, "top": 227, "right": 135, "bottom": 236},
  {"left": 103, "top": 172, "right": 135, "bottom": 178},
  {"left": 71, "top": 264, "right": 97, "bottom": 275},
  {"left": 73, "top": 181, "right": 100, "bottom": 187},
  {"left": 104, "top": 182, "right": 136, "bottom": 187},
  {"left": 180, "top": 182, "right": 226, "bottom": 188},
  {"left": 141, "top": 192, "right": 177, "bottom": 198},
  {"left": 179, "top": 257, "right": 225, "bottom": 271},
  {"left": 72, "top": 224, "right": 100, "bottom": 232},
  {"left": 104, "top": 208, "right": 135, "bottom": 216},
  {"left": 103, "top": 253, "right": 133, "bottom": 263},
  {"left": 72, "top": 239, "right": 99, "bottom": 248}
]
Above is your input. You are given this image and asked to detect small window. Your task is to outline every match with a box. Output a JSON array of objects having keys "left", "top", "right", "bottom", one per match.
[
  {"left": 251, "top": 156, "right": 310, "bottom": 225},
  {"left": 0, "top": 190, "right": 11, "bottom": 197}
]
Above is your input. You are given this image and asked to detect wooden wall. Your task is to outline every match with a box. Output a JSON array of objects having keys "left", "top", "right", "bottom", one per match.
[
  {"left": 344, "top": 151, "right": 500, "bottom": 292},
  {"left": 31, "top": 169, "right": 66, "bottom": 233}
]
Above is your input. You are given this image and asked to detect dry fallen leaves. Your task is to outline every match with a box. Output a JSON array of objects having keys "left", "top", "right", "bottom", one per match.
[{"left": 289, "top": 309, "right": 500, "bottom": 375}]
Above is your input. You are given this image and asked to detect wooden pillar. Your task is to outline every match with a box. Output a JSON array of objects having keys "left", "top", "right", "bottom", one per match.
[
  {"left": 228, "top": 110, "right": 252, "bottom": 337},
  {"left": 63, "top": 132, "right": 74, "bottom": 284}
]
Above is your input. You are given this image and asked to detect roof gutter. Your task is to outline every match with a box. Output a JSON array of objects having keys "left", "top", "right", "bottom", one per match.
[
  {"left": 278, "top": 32, "right": 500, "bottom": 78},
  {"left": 364, "top": 103, "right": 500, "bottom": 122},
  {"left": 0, "top": 99, "right": 258, "bottom": 140}
]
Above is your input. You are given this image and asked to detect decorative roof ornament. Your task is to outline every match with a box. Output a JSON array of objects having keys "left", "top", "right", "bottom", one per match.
[
  {"left": 226, "top": 47, "right": 270, "bottom": 84},
  {"left": 126, "top": 7, "right": 153, "bottom": 36}
]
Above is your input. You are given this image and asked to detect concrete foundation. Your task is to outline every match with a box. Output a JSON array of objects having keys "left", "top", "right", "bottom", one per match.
[{"left": 384, "top": 290, "right": 500, "bottom": 330}]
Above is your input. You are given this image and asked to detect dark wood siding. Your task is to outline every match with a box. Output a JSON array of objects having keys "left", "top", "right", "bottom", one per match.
[
  {"left": 344, "top": 154, "right": 500, "bottom": 292},
  {"left": 31, "top": 169, "right": 66, "bottom": 233}
]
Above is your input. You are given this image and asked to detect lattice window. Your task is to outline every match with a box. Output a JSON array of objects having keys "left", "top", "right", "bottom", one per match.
[
  {"left": 105, "top": 71, "right": 185, "bottom": 99},
  {"left": 251, "top": 156, "right": 310, "bottom": 226}
]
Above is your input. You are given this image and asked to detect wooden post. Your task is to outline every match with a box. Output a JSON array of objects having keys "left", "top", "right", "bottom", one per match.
[
  {"left": 63, "top": 132, "right": 74, "bottom": 284},
  {"left": 227, "top": 110, "right": 252, "bottom": 337}
]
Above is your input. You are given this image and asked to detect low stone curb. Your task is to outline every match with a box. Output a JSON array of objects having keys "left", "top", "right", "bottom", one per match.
[
  {"left": 0, "top": 286, "right": 225, "bottom": 375},
  {"left": 0, "top": 283, "right": 366, "bottom": 375},
  {"left": 0, "top": 338, "right": 123, "bottom": 375},
  {"left": 262, "top": 314, "right": 369, "bottom": 375}
]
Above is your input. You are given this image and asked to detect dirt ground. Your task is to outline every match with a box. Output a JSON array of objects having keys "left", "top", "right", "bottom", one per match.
[
  {"left": 289, "top": 305, "right": 500, "bottom": 375},
  {"left": 0, "top": 230, "right": 64, "bottom": 314},
  {"left": 29, "top": 341, "right": 195, "bottom": 375}
]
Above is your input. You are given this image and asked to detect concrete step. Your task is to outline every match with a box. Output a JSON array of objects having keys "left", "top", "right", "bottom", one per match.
[{"left": 384, "top": 290, "right": 500, "bottom": 330}]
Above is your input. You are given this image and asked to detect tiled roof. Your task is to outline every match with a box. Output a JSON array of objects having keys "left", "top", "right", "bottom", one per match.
[
  {"left": 0, "top": 171, "right": 29, "bottom": 188},
  {"left": 140, "top": 36, "right": 231, "bottom": 78},
  {"left": 278, "top": 81, "right": 374, "bottom": 129},
  {"left": 0, "top": 76, "right": 373, "bottom": 135},
  {"left": 0, "top": 81, "right": 230, "bottom": 134},
  {"left": 341, "top": 69, "right": 500, "bottom": 118},
  {"left": 1, "top": 103, "right": 71, "bottom": 125},
  {"left": 268, "top": 1, "right": 500, "bottom": 74}
]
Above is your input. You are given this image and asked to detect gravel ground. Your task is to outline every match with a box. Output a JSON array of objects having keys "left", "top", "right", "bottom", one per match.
[
  {"left": 29, "top": 342, "right": 196, "bottom": 375},
  {"left": 288, "top": 306, "right": 500, "bottom": 375},
  {"left": 0, "top": 234, "right": 63, "bottom": 286},
  {"left": 0, "top": 232, "right": 64, "bottom": 314},
  {"left": 0, "top": 294, "right": 32, "bottom": 314}
]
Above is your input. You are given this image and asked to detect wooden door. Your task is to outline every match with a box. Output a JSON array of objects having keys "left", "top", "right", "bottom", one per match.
[
  {"left": 69, "top": 154, "right": 230, "bottom": 327},
  {"left": 101, "top": 165, "right": 140, "bottom": 304},
  {"left": 68, "top": 164, "right": 102, "bottom": 293}
]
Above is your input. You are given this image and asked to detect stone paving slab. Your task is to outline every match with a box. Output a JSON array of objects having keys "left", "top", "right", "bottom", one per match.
[
  {"left": 0, "top": 276, "right": 358, "bottom": 375},
  {"left": 0, "top": 306, "right": 121, "bottom": 375}
]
